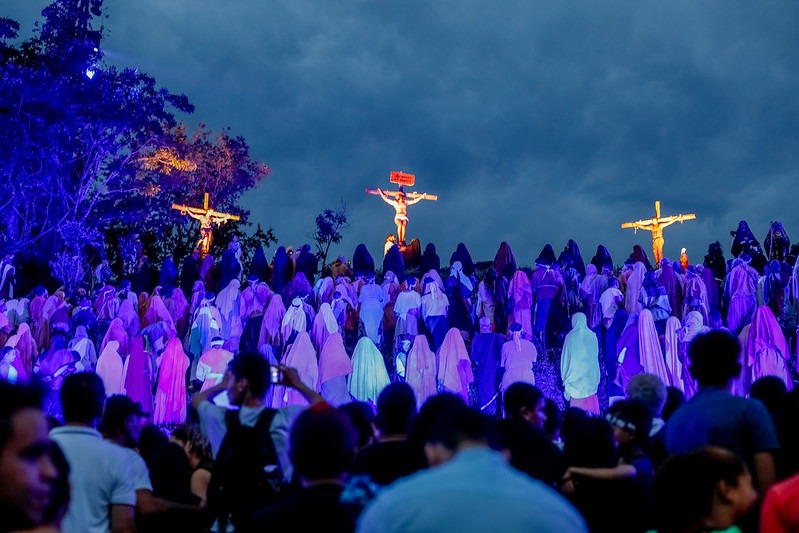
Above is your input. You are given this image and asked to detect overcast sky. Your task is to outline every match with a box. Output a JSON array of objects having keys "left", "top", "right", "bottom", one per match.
[{"left": 6, "top": 1, "right": 799, "bottom": 266}]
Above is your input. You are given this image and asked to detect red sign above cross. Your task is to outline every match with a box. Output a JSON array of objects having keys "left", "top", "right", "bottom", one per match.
[{"left": 390, "top": 171, "right": 415, "bottom": 186}]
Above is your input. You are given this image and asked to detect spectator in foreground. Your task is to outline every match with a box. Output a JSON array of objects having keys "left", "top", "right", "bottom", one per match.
[
  {"left": 351, "top": 382, "right": 418, "bottom": 486},
  {"left": 357, "top": 394, "right": 587, "bottom": 533},
  {"left": 50, "top": 372, "right": 137, "bottom": 533},
  {"left": 656, "top": 447, "right": 757, "bottom": 533},
  {"left": 245, "top": 405, "right": 357, "bottom": 532},
  {"left": 500, "top": 382, "right": 563, "bottom": 486},
  {"left": 0, "top": 381, "right": 63, "bottom": 532},
  {"left": 665, "top": 330, "right": 778, "bottom": 496}
]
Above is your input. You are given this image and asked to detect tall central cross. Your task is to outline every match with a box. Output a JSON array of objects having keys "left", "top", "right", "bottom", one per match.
[
  {"left": 366, "top": 171, "right": 437, "bottom": 246},
  {"left": 621, "top": 201, "right": 696, "bottom": 266},
  {"left": 172, "top": 192, "right": 240, "bottom": 257}
]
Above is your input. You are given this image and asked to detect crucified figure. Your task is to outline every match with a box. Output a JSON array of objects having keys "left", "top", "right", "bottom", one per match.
[
  {"left": 375, "top": 188, "right": 428, "bottom": 246},
  {"left": 172, "top": 193, "right": 240, "bottom": 257},
  {"left": 621, "top": 201, "right": 696, "bottom": 265}
]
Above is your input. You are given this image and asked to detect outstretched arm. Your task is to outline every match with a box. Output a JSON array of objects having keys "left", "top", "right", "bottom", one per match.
[
  {"left": 184, "top": 208, "right": 207, "bottom": 222},
  {"left": 406, "top": 193, "right": 427, "bottom": 205},
  {"left": 378, "top": 190, "right": 399, "bottom": 208}
]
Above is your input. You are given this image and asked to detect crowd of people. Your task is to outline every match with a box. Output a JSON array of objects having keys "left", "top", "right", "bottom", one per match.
[{"left": 1, "top": 218, "right": 799, "bottom": 532}]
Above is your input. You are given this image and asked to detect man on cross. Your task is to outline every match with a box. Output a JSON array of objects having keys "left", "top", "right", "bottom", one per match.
[{"left": 375, "top": 187, "right": 428, "bottom": 246}]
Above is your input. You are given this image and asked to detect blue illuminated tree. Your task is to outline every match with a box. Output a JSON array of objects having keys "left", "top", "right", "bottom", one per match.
[{"left": 0, "top": 0, "right": 193, "bottom": 256}]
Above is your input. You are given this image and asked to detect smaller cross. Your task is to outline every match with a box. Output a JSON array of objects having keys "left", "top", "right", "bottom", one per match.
[
  {"left": 621, "top": 201, "right": 696, "bottom": 265},
  {"left": 172, "top": 192, "right": 240, "bottom": 257}
]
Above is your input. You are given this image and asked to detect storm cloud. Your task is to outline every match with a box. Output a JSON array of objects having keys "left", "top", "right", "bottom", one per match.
[{"left": 6, "top": 1, "right": 799, "bottom": 265}]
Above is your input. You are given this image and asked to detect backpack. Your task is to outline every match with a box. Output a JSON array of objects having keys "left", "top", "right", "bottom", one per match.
[{"left": 207, "top": 407, "right": 283, "bottom": 529}]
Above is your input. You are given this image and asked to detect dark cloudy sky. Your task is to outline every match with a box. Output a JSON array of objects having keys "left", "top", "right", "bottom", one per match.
[{"left": 7, "top": 1, "right": 799, "bottom": 266}]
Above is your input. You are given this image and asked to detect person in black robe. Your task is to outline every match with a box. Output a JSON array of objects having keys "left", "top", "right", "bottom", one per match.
[
  {"left": 406, "top": 238, "right": 422, "bottom": 268},
  {"left": 445, "top": 275, "right": 472, "bottom": 336},
  {"left": 450, "top": 243, "right": 475, "bottom": 277},
  {"left": 470, "top": 317, "right": 504, "bottom": 415},
  {"left": 295, "top": 244, "right": 319, "bottom": 285},
  {"left": 352, "top": 244, "right": 375, "bottom": 275},
  {"left": 560, "top": 240, "right": 586, "bottom": 278},
  {"left": 702, "top": 241, "right": 726, "bottom": 285},
  {"left": 494, "top": 241, "right": 517, "bottom": 279},
  {"left": 420, "top": 243, "right": 440, "bottom": 274},
  {"left": 629, "top": 244, "right": 653, "bottom": 271},
  {"left": 249, "top": 247, "right": 270, "bottom": 283},
  {"left": 536, "top": 244, "right": 557, "bottom": 267},
  {"left": 180, "top": 253, "right": 200, "bottom": 298},
  {"left": 271, "top": 246, "right": 293, "bottom": 293},
  {"left": 382, "top": 245, "right": 406, "bottom": 283},
  {"left": 731, "top": 221, "right": 767, "bottom": 275},
  {"left": 159, "top": 257, "right": 178, "bottom": 290},
  {"left": 764, "top": 221, "right": 791, "bottom": 262},
  {"left": 590, "top": 245, "right": 614, "bottom": 273},
  {"left": 219, "top": 249, "right": 241, "bottom": 290},
  {"left": 133, "top": 256, "right": 155, "bottom": 294}
]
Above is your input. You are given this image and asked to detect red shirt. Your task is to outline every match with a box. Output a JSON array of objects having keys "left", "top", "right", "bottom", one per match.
[{"left": 761, "top": 473, "right": 799, "bottom": 533}]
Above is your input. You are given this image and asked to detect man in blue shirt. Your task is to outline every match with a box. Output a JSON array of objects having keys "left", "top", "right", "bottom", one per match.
[
  {"left": 357, "top": 394, "right": 587, "bottom": 533},
  {"left": 665, "top": 330, "right": 778, "bottom": 496}
]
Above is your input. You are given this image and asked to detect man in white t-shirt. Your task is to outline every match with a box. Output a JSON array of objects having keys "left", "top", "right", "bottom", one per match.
[
  {"left": 100, "top": 395, "right": 201, "bottom": 520},
  {"left": 50, "top": 373, "right": 136, "bottom": 533}
]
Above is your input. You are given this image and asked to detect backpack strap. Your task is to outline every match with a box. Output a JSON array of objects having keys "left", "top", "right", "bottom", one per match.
[{"left": 224, "top": 407, "right": 242, "bottom": 434}]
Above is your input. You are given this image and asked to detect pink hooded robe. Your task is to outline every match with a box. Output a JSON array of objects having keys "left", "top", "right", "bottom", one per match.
[
  {"left": 196, "top": 346, "right": 234, "bottom": 392},
  {"left": 99, "top": 318, "right": 130, "bottom": 357},
  {"left": 216, "top": 279, "right": 242, "bottom": 340},
  {"left": 727, "top": 264, "right": 758, "bottom": 332},
  {"left": 258, "top": 295, "right": 286, "bottom": 349},
  {"left": 116, "top": 299, "right": 140, "bottom": 341},
  {"left": 153, "top": 338, "right": 190, "bottom": 424},
  {"left": 624, "top": 262, "right": 646, "bottom": 315},
  {"left": 436, "top": 328, "right": 473, "bottom": 402},
  {"left": 124, "top": 336, "right": 153, "bottom": 413},
  {"left": 96, "top": 340, "right": 125, "bottom": 396},
  {"left": 312, "top": 302, "right": 340, "bottom": 353},
  {"left": 500, "top": 331, "right": 537, "bottom": 392},
  {"left": 5, "top": 323, "right": 37, "bottom": 379},
  {"left": 748, "top": 306, "right": 792, "bottom": 390},
  {"left": 638, "top": 309, "right": 670, "bottom": 386},
  {"left": 317, "top": 333, "right": 352, "bottom": 406},
  {"left": 273, "top": 332, "right": 318, "bottom": 407},
  {"left": 662, "top": 317, "right": 684, "bottom": 391},
  {"left": 405, "top": 335, "right": 437, "bottom": 407},
  {"left": 508, "top": 270, "right": 533, "bottom": 339}
]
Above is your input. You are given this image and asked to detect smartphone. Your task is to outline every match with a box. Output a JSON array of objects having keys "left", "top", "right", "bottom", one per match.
[{"left": 270, "top": 366, "right": 282, "bottom": 384}]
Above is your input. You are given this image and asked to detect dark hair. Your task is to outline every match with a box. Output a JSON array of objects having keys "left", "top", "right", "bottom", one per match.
[
  {"left": 138, "top": 424, "right": 169, "bottom": 471},
  {"left": 503, "top": 383, "right": 544, "bottom": 420},
  {"left": 60, "top": 372, "right": 105, "bottom": 424},
  {"left": 375, "top": 382, "right": 418, "bottom": 436},
  {"left": 563, "top": 417, "right": 617, "bottom": 469},
  {"left": 560, "top": 406, "right": 589, "bottom": 443},
  {"left": 227, "top": 352, "right": 270, "bottom": 399},
  {"left": 0, "top": 381, "right": 45, "bottom": 451},
  {"left": 99, "top": 395, "right": 138, "bottom": 440},
  {"left": 170, "top": 423, "right": 213, "bottom": 464},
  {"left": 749, "top": 376, "right": 788, "bottom": 415},
  {"left": 655, "top": 447, "right": 749, "bottom": 533},
  {"left": 542, "top": 398, "right": 562, "bottom": 439},
  {"left": 290, "top": 405, "right": 356, "bottom": 480},
  {"left": 607, "top": 399, "right": 653, "bottom": 448},
  {"left": 413, "top": 394, "right": 497, "bottom": 452},
  {"left": 688, "top": 331, "right": 741, "bottom": 387},
  {"left": 338, "top": 402, "right": 375, "bottom": 449},
  {"left": 662, "top": 387, "right": 685, "bottom": 421}
]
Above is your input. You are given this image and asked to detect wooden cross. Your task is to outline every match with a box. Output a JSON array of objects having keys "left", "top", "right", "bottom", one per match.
[
  {"left": 621, "top": 201, "right": 696, "bottom": 266},
  {"left": 366, "top": 172, "right": 437, "bottom": 246},
  {"left": 172, "top": 192, "right": 240, "bottom": 257}
]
